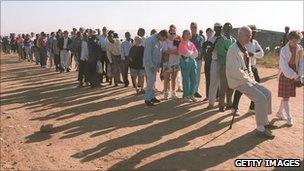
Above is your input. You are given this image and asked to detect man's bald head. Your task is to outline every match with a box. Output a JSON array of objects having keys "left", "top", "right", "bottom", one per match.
[{"left": 238, "top": 26, "right": 252, "bottom": 45}]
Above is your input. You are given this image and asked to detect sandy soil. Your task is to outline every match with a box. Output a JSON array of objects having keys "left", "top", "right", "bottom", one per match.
[{"left": 1, "top": 52, "right": 303, "bottom": 170}]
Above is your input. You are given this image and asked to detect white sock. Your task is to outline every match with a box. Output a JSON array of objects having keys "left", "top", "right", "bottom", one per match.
[
  {"left": 283, "top": 100, "right": 291, "bottom": 118},
  {"left": 257, "top": 125, "right": 265, "bottom": 132},
  {"left": 277, "top": 99, "right": 284, "bottom": 114}
]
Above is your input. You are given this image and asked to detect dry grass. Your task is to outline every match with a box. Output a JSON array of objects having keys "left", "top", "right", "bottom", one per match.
[{"left": 256, "top": 52, "right": 279, "bottom": 68}]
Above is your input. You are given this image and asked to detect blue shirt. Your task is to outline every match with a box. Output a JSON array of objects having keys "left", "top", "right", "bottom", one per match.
[
  {"left": 190, "top": 34, "right": 205, "bottom": 60},
  {"left": 143, "top": 35, "right": 163, "bottom": 68}
]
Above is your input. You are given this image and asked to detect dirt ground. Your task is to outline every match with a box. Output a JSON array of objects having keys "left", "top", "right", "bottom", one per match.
[{"left": 1, "top": 52, "right": 303, "bottom": 170}]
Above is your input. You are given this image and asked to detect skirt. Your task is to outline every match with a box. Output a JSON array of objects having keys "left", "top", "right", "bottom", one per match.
[{"left": 278, "top": 73, "right": 296, "bottom": 98}]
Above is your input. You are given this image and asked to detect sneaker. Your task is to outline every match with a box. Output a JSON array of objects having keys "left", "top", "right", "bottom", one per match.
[
  {"left": 287, "top": 117, "right": 293, "bottom": 126},
  {"left": 276, "top": 112, "right": 286, "bottom": 120},
  {"left": 207, "top": 104, "right": 215, "bottom": 109},
  {"left": 256, "top": 129, "right": 275, "bottom": 139},
  {"left": 151, "top": 97, "right": 160, "bottom": 103},
  {"left": 145, "top": 100, "right": 155, "bottom": 106},
  {"left": 170, "top": 91, "right": 178, "bottom": 99},
  {"left": 189, "top": 96, "right": 198, "bottom": 102},
  {"left": 194, "top": 92, "right": 202, "bottom": 98},
  {"left": 182, "top": 97, "right": 192, "bottom": 103},
  {"left": 164, "top": 91, "right": 169, "bottom": 100},
  {"left": 231, "top": 108, "right": 240, "bottom": 116}
]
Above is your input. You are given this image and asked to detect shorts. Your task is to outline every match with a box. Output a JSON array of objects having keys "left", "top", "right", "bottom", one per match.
[
  {"left": 130, "top": 68, "right": 145, "bottom": 77},
  {"left": 163, "top": 64, "right": 180, "bottom": 73}
]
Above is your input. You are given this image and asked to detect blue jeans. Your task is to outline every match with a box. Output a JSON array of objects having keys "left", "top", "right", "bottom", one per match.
[
  {"left": 39, "top": 48, "right": 47, "bottom": 66},
  {"left": 144, "top": 67, "right": 157, "bottom": 101},
  {"left": 180, "top": 57, "right": 198, "bottom": 97}
]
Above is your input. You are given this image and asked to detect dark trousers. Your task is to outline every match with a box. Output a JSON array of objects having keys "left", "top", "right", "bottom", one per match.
[
  {"left": 120, "top": 57, "right": 130, "bottom": 85},
  {"left": 78, "top": 60, "right": 89, "bottom": 83},
  {"left": 204, "top": 60, "right": 211, "bottom": 98},
  {"left": 87, "top": 60, "right": 101, "bottom": 87},
  {"left": 232, "top": 66, "right": 261, "bottom": 110},
  {"left": 54, "top": 54, "right": 60, "bottom": 70},
  {"left": 39, "top": 48, "right": 47, "bottom": 66}
]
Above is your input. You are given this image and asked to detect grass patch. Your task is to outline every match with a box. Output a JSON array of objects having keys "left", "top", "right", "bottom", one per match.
[{"left": 256, "top": 53, "right": 279, "bottom": 68}]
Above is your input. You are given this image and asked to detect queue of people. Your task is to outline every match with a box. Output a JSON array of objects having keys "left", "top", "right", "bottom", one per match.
[{"left": 1, "top": 24, "right": 303, "bottom": 139}]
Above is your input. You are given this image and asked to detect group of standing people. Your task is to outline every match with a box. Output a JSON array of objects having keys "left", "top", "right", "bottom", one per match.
[{"left": 1, "top": 23, "right": 303, "bottom": 139}]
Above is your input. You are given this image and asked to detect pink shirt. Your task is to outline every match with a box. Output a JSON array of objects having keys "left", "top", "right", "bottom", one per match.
[{"left": 178, "top": 40, "right": 198, "bottom": 59}]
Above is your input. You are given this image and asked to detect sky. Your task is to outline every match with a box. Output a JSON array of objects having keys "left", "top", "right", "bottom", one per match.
[{"left": 1, "top": 1, "right": 303, "bottom": 37}]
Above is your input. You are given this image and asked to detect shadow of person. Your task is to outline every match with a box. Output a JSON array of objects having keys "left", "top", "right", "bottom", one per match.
[{"left": 135, "top": 130, "right": 268, "bottom": 170}]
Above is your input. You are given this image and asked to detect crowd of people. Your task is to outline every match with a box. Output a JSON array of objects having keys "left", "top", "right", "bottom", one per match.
[{"left": 0, "top": 23, "right": 303, "bottom": 139}]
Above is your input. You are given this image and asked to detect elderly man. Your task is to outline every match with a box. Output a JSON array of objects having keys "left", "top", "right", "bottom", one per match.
[
  {"left": 143, "top": 30, "right": 168, "bottom": 106},
  {"left": 226, "top": 26, "right": 274, "bottom": 139}
]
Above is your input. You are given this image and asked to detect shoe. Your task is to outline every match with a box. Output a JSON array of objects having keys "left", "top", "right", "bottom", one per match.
[
  {"left": 182, "top": 97, "right": 192, "bottom": 103},
  {"left": 136, "top": 88, "right": 140, "bottom": 94},
  {"left": 145, "top": 100, "right": 155, "bottom": 106},
  {"left": 202, "top": 97, "right": 208, "bottom": 102},
  {"left": 225, "top": 105, "right": 232, "bottom": 110},
  {"left": 189, "top": 96, "right": 198, "bottom": 102},
  {"left": 164, "top": 91, "right": 169, "bottom": 100},
  {"left": 124, "top": 83, "right": 129, "bottom": 87},
  {"left": 207, "top": 104, "right": 214, "bottom": 109},
  {"left": 66, "top": 68, "right": 70, "bottom": 72},
  {"left": 248, "top": 109, "right": 255, "bottom": 114},
  {"left": 151, "top": 97, "right": 160, "bottom": 103},
  {"left": 85, "top": 82, "right": 90, "bottom": 87},
  {"left": 231, "top": 108, "right": 240, "bottom": 116},
  {"left": 77, "top": 82, "right": 83, "bottom": 88},
  {"left": 170, "top": 91, "right": 178, "bottom": 99},
  {"left": 219, "top": 107, "right": 225, "bottom": 112},
  {"left": 265, "top": 124, "right": 278, "bottom": 130},
  {"left": 177, "top": 88, "right": 183, "bottom": 92},
  {"left": 276, "top": 112, "right": 286, "bottom": 120},
  {"left": 114, "top": 84, "right": 118, "bottom": 87},
  {"left": 256, "top": 129, "right": 275, "bottom": 139},
  {"left": 194, "top": 92, "right": 202, "bottom": 98},
  {"left": 287, "top": 117, "right": 293, "bottom": 126}
]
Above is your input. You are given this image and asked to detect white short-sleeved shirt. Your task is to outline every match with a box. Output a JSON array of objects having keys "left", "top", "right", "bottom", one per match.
[{"left": 163, "top": 39, "right": 180, "bottom": 67}]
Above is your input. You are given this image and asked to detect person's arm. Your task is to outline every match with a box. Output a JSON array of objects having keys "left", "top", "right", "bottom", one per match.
[
  {"left": 143, "top": 39, "right": 154, "bottom": 68},
  {"left": 253, "top": 41, "right": 264, "bottom": 59},
  {"left": 279, "top": 48, "right": 298, "bottom": 79},
  {"left": 106, "top": 42, "right": 113, "bottom": 63},
  {"left": 216, "top": 37, "right": 226, "bottom": 64}
]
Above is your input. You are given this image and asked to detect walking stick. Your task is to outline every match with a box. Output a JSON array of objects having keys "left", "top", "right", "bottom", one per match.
[{"left": 229, "top": 109, "right": 237, "bottom": 129}]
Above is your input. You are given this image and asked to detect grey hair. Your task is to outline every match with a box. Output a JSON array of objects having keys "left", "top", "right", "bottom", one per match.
[{"left": 238, "top": 26, "right": 252, "bottom": 36}]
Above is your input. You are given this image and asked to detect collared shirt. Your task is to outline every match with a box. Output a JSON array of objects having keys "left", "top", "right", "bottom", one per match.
[
  {"left": 63, "top": 37, "right": 68, "bottom": 49},
  {"left": 98, "top": 35, "right": 107, "bottom": 51},
  {"left": 106, "top": 38, "right": 121, "bottom": 63},
  {"left": 80, "top": 40, "right": 89, "bottom": 61},
  {"left": 226, "top": 42, "right": 256, "bottom": 89},
  {"left": 190, "top": 34, "right": 205, "bottom": 60},
  {"left": 121, "top": 40, "right": 133, "bottom": 60},
  {"left": 143, "top": 35, "right": 163, "bottom": 68},
  {"left": 216, "top": 35, "right": 236, "bottom": 65},
  {"left": 244, "top": 39, "right": 264, "bottom": 66}
]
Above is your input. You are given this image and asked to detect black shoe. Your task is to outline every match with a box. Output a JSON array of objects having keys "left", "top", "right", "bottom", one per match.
[
  {"left": 151, "top": 97, "right": 160, "bottom": 103},
  {"left": 194, "top": 92, "right": 202, "bottom": 98},
  {"left": 256, "top": 129, "right": 275, "bottom": 139},
  {"left": 265, "top": 124, "right": 279, "bottom": 130},
  {"left": 145, "top": 100, "right": 155, "bottom": 106},
  {"left": 66, "top": 68, "right": 70, "bottom": 72},
  {"left": 124, "top": 83, "right": 129, "bottom": 87},
  {"left": 219, "top": 107, "right": 225, "bottom": 112}
]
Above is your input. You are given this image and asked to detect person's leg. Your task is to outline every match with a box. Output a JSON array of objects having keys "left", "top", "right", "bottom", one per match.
[
  {"left": 180, "top": 58, "right": 190, "bottom": 98},
  {"left": 60, "top": 50, "right": 65, "bottom": 71},
  {"left": 232, "top": 90, "right": 243, "bottom": 110},
  {"left": 123, "top": 58, "right": 130, "bottom": 86},
  {"left": 195, "top": 59, "right": 202, "bottom": 95},
  {"left": 249, "top": 67, "right": 261, "bottom": 110},
  {"left": 138, "top": 70, "right": 145, "bottom": 90},
  {"left": 163, "top": 71, "right": 170, "bottom": 99},
  {"left": 144, "top": 67, "right": 156, "bottom": 101},
  {"left": 189, "top": 58, "right": 198, "bottom": 97},
  {"left": 112, "top": 56, "right": 120, "bottom": 85},
  {"left": 218, "top": 64, "right": 226, "bottom": 109},
  {"left": 236, "top": 83, "right": 269, "bottom": 129},
  {"left": 204, "top": 60, "right": 211, "bottom": 99},
  {"left": 255, "top": 84, "right": 272, "bottom": 115},
  {"left": 208, "top": 60, "right": 219, "bottom": 106},
  {"left": 78, "top": 60, "right": 84, "bottom": 85},
  {"left": 171, "top": 70, "right": 178, "bottom": 92},
  {"left": 66, "top": 51, "right": 71, "bottom": 71}
]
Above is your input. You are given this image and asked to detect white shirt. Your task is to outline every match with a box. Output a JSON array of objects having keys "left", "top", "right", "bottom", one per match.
[
  {"left": 244, "top": 39, "right": 264, "bottom": 66},
  {"left": 209, "top": 35, "right": 221, "bottom": 60},
  {"left": 121, "top": 40, "right": 133, "bottom": 60},
  {"left": 63, "top": 37, "right": 68, "bottom": 49},
  {"left": 98, "top": 35, "right": 107, "bottom": 51},
  {"left": 80, "top": 41, "right": 89, "bottom": 61},
  {"left": 279, "top": 43, "right": 304, "bottom": 80},
  {"left": 163, "top": 39, "right": 180, "bottom": 67},
  {"left": 106, "top": 38, "right": 121, "bottom": 63}
]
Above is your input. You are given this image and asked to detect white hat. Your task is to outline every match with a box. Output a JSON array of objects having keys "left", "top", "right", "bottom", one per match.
[{"left": 214, "top": 22, "right": 222, "bottom": 27}]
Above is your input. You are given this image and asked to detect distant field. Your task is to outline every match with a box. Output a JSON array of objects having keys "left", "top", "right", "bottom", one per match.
[{"left": 257, "top": 53, "right": 279, "bottom": 68}]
